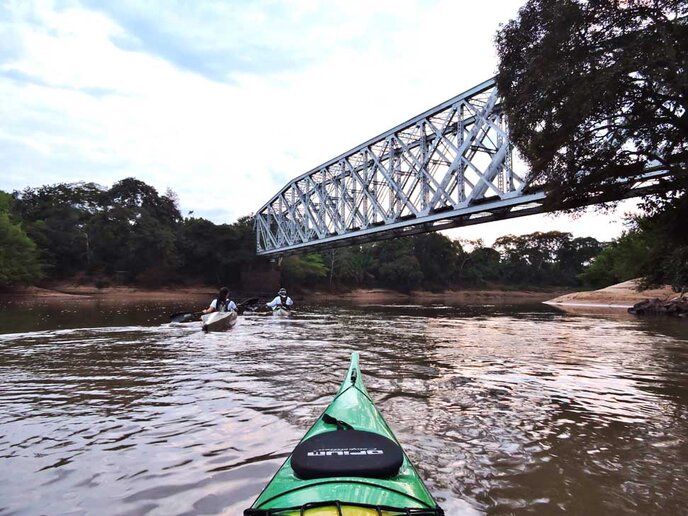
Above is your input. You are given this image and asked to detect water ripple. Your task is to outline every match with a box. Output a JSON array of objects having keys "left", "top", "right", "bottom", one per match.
[{"left": 0, "top": 303, "right": 686, "bottom": 514}]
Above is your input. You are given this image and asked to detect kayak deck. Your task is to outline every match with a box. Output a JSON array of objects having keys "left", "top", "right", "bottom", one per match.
[
  {"left": 245, "top": 353, "right": 443, "bottom": 515},
  {"left": 201, "top": 310, "right": 237, "bottom": 332}
]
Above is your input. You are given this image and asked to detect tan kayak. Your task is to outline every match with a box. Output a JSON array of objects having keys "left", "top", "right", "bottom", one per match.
[{"left": 201, "top": 310, "right": 238, "bottom": 332}]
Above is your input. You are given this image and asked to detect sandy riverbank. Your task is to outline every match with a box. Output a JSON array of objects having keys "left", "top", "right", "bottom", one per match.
[
  {"left": 2, "top": 280, "right": 676, "bottom": 309},
  {"left": 2, "top": 283, "right": 566, "bottom": 305},
  {"left": 545, "top": 279, "right": 675, "bottom": 308},
  {"left": 0, "top": 284, "right": 216, "bottom": 300},
  {"left": 305, "top": 288, "right": 566, "bottom": 305}
]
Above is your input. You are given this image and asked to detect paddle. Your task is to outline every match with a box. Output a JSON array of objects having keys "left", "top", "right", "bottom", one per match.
[
  {"left": 170, "top": 296, "right": 260, "bottom": 323},
  {"left": 169, "top": 311, "right": 204, "bottom": 323},
  {"left": 236, "top": 297, "right": 259, "bottom": 315}
]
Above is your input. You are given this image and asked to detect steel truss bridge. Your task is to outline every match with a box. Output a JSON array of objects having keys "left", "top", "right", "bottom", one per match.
[{"left": 255, "top": 78, "right": 668, "bottom": 256}]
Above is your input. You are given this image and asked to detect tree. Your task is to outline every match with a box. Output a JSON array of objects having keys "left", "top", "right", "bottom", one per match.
[
  {"left": 578, "top": 232, "right": 648, "bottom": 288},
  {"left": 495, "top": 232, "right": 571, "bottom": 270},
  {"left": 558, "top": 236, "right": 604, "bottom": 281},
  {"left": 496, "top": 0, "right": 687, "bottom": 210},
  {"left": 176, "top": 214, "right": 267, "bottom": 287},
  {"left": 495, "top": 232, "right": 561, "bottom": 285},
  {"left": 0, "top": 191, "right": 42, "bottom": 286},
  {"left": 458, "top": 245, "right": 502, "bottom": 286},
  {"left": 12, "top": 182, "right": 103, "bottom": 276},
  {"left": 281, "top": 253, "right": 328, "bottom": 287},
  {"left": 94, "top": 178, "right": 183, "bottom": 282},
  {"left": 412, "top": 233, "right": 458, "bottom": 290},
  {"left": 371, "top": 239, "right": 423, "bottom": 292},
  {"left": 635, "top": 192, "right": 688, "bottom": 289},
  {"left": 578, "top": 193, "right": 688, "bottom": 290},
  {"left": 494, "top": 231, "right": 602, "bottom": 286},
  {"left": 105, "top": 178, "right": 181, "bottom": 225},
  {"left": 12, "top": 179, "right": 184, "bottom": 283},
  {"left": 325, "top": 246, "right": 375, "bottom": 287}
]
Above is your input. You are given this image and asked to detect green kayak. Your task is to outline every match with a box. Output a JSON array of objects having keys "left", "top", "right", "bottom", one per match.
[{"left": 245, "top": 352, "right": 444, "bottom": 515}]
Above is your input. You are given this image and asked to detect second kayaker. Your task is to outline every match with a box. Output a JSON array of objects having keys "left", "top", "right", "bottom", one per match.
[
  {"left": 266, "top": 288, "right": 294, "bottom": 310},
  {"left": 203, "top": 287, "right": 238, "bottom": 314}
]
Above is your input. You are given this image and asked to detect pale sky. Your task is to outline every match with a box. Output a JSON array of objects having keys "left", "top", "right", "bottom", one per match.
[{"left": 0, "top": 0, "right": 636, "bottom": 246}]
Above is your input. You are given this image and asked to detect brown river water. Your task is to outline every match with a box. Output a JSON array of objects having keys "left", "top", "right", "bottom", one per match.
[{"left": 0, "top": 297, "right": 687, "bottom": 515}]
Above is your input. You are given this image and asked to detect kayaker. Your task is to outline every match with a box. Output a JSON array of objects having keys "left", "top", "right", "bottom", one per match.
[
  {"left": 266, "top": 288, "right": 293, "bottom": 310},
  {"left": 203, "top": 287, "right": 237, "bottom": 314}
]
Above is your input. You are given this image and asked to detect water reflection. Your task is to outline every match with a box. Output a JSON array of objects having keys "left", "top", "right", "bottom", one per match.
[
  {"left": 0, "top": 295, "right": 211, "bottom": 334},
  {"left": 0, "top": 301, "right": 686, "bottom": 514}
]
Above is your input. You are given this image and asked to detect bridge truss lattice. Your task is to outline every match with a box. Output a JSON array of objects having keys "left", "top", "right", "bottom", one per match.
[
  {"left": 256, "top": 79, "right": 541, "bottom": 256},
  {"left": 256, "top": 77, "right": 674, "bottom": 256}
]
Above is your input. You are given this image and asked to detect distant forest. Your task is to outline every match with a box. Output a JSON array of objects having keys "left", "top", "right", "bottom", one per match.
[{"left": 0, "top": 178, "right": 683, "bottom": 292}]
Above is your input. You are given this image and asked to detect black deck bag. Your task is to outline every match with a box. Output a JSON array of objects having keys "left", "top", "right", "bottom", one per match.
[{"left": 291, "top": 429, "right": 403, "bottom": 480}]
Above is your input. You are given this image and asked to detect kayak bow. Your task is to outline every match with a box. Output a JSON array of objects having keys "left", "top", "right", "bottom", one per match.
[
  {"left": 272, "top": 306, "right": 291, "bottom": 317},
  {"left": 245, "top": 352, "right": 444, "bottom": 515}
]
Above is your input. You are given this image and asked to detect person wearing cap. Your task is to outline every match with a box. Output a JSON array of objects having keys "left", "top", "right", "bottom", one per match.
[
  {"left": 266, "top": 288, "right": 294, "bottom": 310},
  {"left": 203, "top": 286, "right": 237, "bottom": 314}
]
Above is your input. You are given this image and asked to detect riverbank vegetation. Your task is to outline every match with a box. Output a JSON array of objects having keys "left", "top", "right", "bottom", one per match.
[
  {"left": 0, "top": 177, "right": 678, "bottom": 295},
  {"left": 1, "top": 178, "right": 266, "bottom": 289},
  {"left": 495, "top": 0, "right": 687, "bottom": 292}
]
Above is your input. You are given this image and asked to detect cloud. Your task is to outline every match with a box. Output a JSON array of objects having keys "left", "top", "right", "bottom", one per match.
[
  {"left": 80, "top": 0, "right": 415, "bottom": 83},
  {"left": 0, "top": 0, "right": 635, "bottom": 246},
  {"left": 89, "top": 1, "right": 306, "bottom": 83}
]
